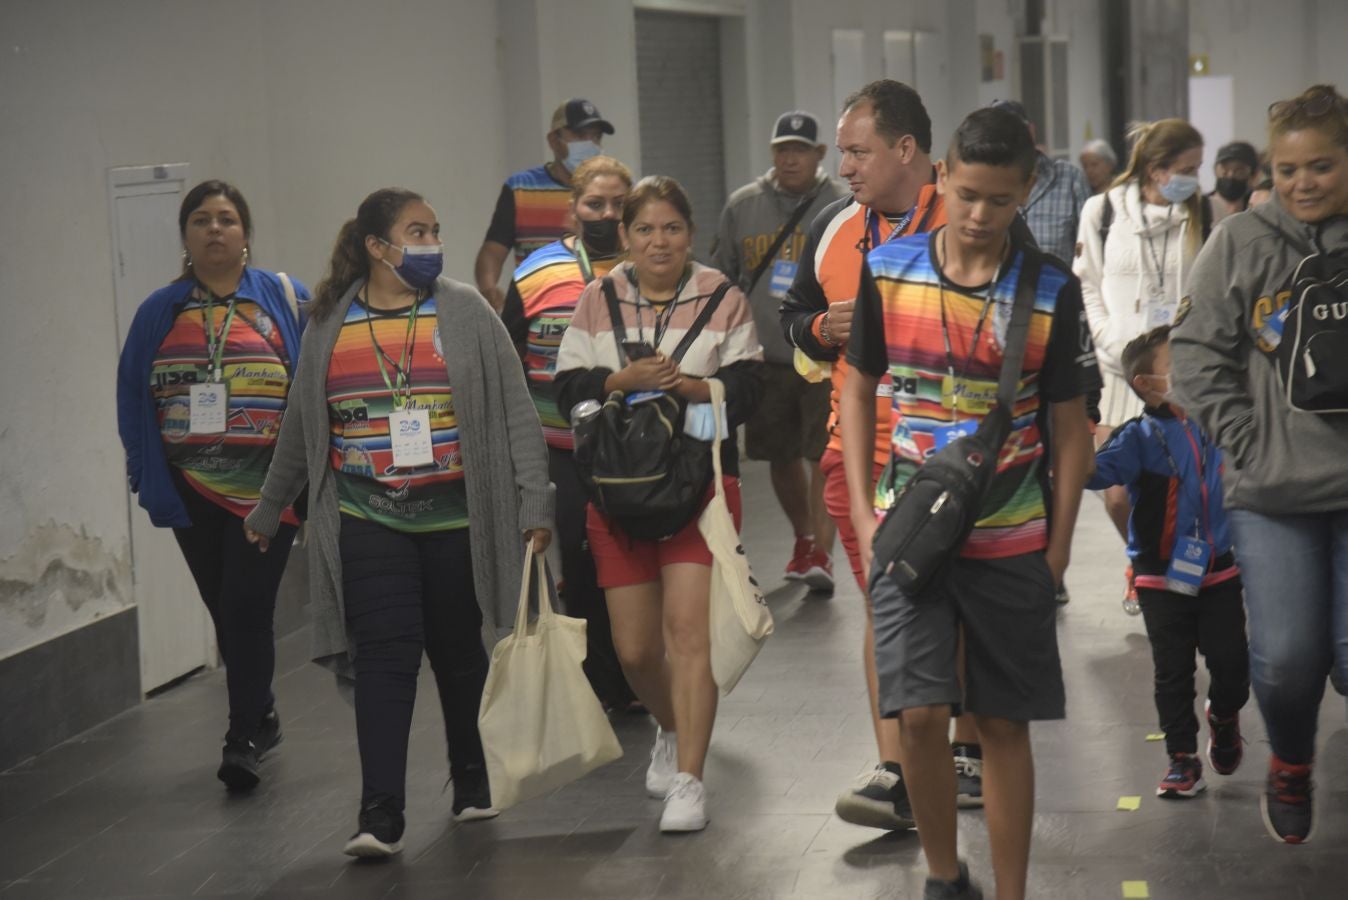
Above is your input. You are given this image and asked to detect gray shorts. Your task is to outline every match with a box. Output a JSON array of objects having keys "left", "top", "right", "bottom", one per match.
[{"left": 869, "top": 552, "right": 1065, "bottom": 722}]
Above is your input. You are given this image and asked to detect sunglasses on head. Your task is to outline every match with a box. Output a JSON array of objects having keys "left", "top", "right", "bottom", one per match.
[{"left": 1269, "top": 91, "right": 1343, "bottom": 121}]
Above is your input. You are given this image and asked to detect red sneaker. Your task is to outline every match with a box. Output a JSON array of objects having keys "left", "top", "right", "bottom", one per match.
[
  {"left": 800, "top": 548, "right": 834, "bottom": 592},
  {"left": 784, "top": 536, "right": 814, "bottom": 582},
  {"left": 1122, "top": 565, "right": 1140, "bottom": 615}
]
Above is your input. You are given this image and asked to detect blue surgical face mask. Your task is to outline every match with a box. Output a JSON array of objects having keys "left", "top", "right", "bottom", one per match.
[
  {"left": 1159, "top": 173, "right": 1201, "bottom": 204},
  {"left": 564, "top": 139, "right": 602, "bottom": 172},
  {"left": 380, "top": 240, "right": 443, "bottom": 291}
]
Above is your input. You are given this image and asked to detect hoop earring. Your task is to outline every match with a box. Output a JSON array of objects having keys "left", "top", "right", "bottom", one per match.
[{"left": 182, "top": 249, "right": 192, "bottom": 268}]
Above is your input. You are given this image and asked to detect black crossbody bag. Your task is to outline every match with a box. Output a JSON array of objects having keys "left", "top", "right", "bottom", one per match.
[{"left": 870, "top": 253, "right": 1042, "bottom": 597}]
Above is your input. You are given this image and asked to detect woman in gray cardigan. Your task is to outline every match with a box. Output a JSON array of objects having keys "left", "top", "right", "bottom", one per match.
[{"left": 244, "top": 188, "right": 553, "bottom": 858}]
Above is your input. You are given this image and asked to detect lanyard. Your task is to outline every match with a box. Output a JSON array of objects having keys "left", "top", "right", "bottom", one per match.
[
  {"left": 575, "top": 239, "right": 595, "bottom": 284},
  {"left": 365, "top": 296, "right": 421, "bottom": 409},
  {"left": 199, "top": 286, "right": 239, "bottom": 383},
  {"left": 861, "top": 206, "right": 915, "bottom": 253},
  {"left": 1151, "top": 416, "right": 1210, "bottom": 542},
  {"left": 634, "top": 268, "right": 691, "bottom": 351},
  {"left": 935, "top": 232, "right": 1006, "bottom": 413},
  {"left": 1142, "top": 207, "right": 1174, "bottom": 296}
]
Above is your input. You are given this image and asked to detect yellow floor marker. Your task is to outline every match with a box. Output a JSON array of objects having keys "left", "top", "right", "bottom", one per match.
[
  {"left": 1122, "top": 881, "right": 1150, "bottom": 898},
  {"left": 1145, "top": 733, "right": 1165, "bottom": 742},
  {"left": 1117, "top": 795, "right": 1142, "bottom": 811}
]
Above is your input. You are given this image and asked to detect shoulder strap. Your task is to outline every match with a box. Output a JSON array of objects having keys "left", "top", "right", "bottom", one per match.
[
  {"left": 277, "top": 271, "right": 299, "bottom": 324},
  {"left": 1098, "top": 194, "right": 1114, "bottom": 248},
  {"left": 600, "top": 276, "right": 630, "bottom": 365},
  {"left": 1200, "top": 195, "right": 1213, "bottom": 241},
  {"left": 743, "top": 192, "right": 818, "bottom": 295},
  {"left": 669, "top": 282, "right": 733, "bottom": 363},
  {"left": 994, "top": 251, "right": 1044, "bottom": 413}
]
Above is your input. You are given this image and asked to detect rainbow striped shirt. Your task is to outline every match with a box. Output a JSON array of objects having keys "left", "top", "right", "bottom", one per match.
[
  {"left": 849, "top": 231, "right": 1100, "bottom": 559},
  {"left": 486, "top": 164, "right": 573, "bottom": 265},
  {"left": 327, "top": 297, "right": 468, "bottom": 533},
  {"left": 510, "top": 239, "right": 619, "bottom": 449}
]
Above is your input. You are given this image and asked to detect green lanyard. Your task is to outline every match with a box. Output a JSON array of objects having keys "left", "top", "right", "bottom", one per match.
[
  {"left": 575, "top": 239, "right": 595, "bottom": 284},
  {"left": 366, "top": 297, "right": 421, "bottom": 409},
  {"left": 200, "top": 288, "right": 239, "bottom": 383}
]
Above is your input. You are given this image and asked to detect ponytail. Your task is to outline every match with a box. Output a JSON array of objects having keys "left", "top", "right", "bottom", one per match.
[
  {"left": 309, "top": 187, "right": 424, "bottom": 321},
  {"left": 1113, "top": 118, "right": 1205, "bottom": 258}
]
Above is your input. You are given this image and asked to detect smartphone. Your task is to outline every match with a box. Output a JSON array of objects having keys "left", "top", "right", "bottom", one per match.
[{"left": 622, "top": 341, "right": 657, "bottom": 360}]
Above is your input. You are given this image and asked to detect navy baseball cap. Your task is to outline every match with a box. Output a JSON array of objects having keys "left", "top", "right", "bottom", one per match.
[
  {"left": 771, "top": 110, "right": 821, "bottom": 146},
  {"left": 551, "top": 98, "right": 615, "bottom": 135},
  {"left": 1216, "top": 141, "right": 1259, "bottom": 170}
]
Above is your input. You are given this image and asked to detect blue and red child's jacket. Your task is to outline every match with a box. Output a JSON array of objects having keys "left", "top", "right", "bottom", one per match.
[{"left": 1087, "top": 405, "right": 1238, "bottom": 590}]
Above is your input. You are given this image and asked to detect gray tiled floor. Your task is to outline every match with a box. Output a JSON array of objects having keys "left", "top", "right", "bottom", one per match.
[{"left": 4, "top": 462, "right": 1348, "bottom": 898}]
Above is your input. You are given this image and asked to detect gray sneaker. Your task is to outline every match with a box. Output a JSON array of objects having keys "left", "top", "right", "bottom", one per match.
[
  {"left": 834, "top": 764, "right": 916, "bottom": 830},
  {"left": 924, "top": 861, "right": 983, "bottom": 899},
  {"left": 953, "top": 745, "right": 984, "bottom": 809}
]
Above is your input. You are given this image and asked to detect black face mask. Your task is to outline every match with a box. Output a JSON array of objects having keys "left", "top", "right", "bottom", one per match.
[
  {"left": 1215, "top": 177, "right": 1249, "bottom": 202},
  {"left": 581, "top": 219, "right": 621, "bottom": 255}
]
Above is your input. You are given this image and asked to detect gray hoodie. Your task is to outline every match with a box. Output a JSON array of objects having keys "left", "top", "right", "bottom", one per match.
[
  {"left": 712, "top": 168, "right": 849, "bottom": 364},
  {"left": 1170, "top": 197, "right": 1348, "bottom": 514}
]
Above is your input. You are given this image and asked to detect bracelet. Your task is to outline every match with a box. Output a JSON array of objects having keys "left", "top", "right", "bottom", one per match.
[{"left": 819, "top": 311, "right": 838, "bottom": 347}]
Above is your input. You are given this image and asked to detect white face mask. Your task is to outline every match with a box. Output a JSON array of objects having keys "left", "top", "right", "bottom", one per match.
[
  {"left": 1158, "top": 173, "right": 1201, "bottom": 204},
  {"left": 564, "top": 140, "right": 601, "bottom": 172}
]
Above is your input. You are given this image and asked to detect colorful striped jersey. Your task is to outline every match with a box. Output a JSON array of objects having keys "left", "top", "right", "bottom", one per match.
[
  {"left": 508, "top": 238, "right": 619, "bottom": 449},
  {"left": 326, "top": 297, "right": 468, "bottom": 533},
  {"left": 848, "top": 231, "right": 1101, "bottom": 559},
  {"left": 485, "top": 164, "right": 573, "bottom": 265},
  {"left": 151, "top": 294, "right": 294, "bottom": 521}
]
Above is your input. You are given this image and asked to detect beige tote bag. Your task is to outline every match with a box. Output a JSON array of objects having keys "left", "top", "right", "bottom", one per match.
[
  {"left": 700, "top": 379, "right": 774, "bottom": 695},
  {"left": 478, "top": 548, "right": 623, "bottom": 810}
]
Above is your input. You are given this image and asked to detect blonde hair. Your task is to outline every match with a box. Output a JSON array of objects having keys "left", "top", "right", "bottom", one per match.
[
  {"left": 570, "top": 155, "right": 633, "bottom": 201},
  {"left": 1113, "top": 119, "right": 1205, "bottom": 258}
]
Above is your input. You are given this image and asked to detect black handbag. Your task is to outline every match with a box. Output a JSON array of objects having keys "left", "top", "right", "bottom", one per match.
[
  {"left": 870, "top": 253, "right": 1042, "bottom": 596},
  {"left": 572, "top": 277, "right": 730, "bottom": 541}
]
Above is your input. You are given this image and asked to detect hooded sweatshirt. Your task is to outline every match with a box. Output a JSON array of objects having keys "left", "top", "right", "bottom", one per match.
[
  {"left": 1169, "top": 198, "right": 1348, "bottom": 514},
  {"left": 712, "top": 168, "right": 849, "bottom": 364}
]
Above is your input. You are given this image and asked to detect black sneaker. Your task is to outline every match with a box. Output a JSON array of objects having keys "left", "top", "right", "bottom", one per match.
[
  {"left": 1262, "top": 758, "right": 1315, "bottom": 844},
  {"left": 1205, "top": 701, "right": 1242, "bottom": 775},
  {"left": 255, "top": 708, "right": 283, "bottom": 756},
  {"left": 1157, "top": 752, "right": 1206, "bottom": 799},
  {"left": 451, "top": 765, "right": 500, "bottom": 822},
  {"left": 952, "top": 743, "right": 984, "bottom": 809},
  {"left": 834, "top": 764, "right": 915, "bottom": 830},
  {"left": 1055, "top": 584, "right": 1070, "bottom": 605},
  {"left": 924, "top": 861, "right": 983, "bottom": 899},
  {"left": 217, "top": 740, "right": 260, "bottom": 792},
  {"left": 344, "top": 798, "right": 405, "bottom": 858}
]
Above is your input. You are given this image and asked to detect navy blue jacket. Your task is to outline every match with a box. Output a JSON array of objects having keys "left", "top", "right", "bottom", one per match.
[
  {"left": 116, "top": 268, "right": 307, "bottom": 527},
  {"left": 1088, "top": 406, "right": 1234, "bottom": 579}
]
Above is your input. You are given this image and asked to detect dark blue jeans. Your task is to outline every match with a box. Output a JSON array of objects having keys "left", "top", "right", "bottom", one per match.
[
  {"left": 172, "top": 475, "right": 296, "bottom": 744},
  {"left": 339, "top": 514, "right": 489, "bottom": 809},
  {"left": 1228, "top": 508, "right": 1348, "bottom": 764}
]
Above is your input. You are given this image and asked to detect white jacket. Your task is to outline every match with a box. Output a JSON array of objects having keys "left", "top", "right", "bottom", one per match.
[{"left": 1074, "top": 182, "right": 1198, "bottom": 377}]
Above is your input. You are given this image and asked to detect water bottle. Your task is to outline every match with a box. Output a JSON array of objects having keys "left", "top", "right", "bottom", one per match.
[
  {"left": 570, "top": 399, "right": 602, "bottom": 428},
  {"left": 570, "top": 399, "right": 602, "bottom": 461}
]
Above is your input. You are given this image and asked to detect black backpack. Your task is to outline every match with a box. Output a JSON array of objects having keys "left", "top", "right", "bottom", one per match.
[
  {"left": 572, "top": 277, "right": 731, "bottom": 540},
  {"left": 1274, "top": 216, "right": 1348, "bottom": 413}
]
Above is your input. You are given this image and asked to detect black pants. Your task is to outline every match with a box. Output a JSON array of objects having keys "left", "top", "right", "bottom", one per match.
[
  {"left": 171, "top": 472, "right": 296, "bottom": 744},
  {"left": 339, "top": 514, "right": 489, "bottom": 809},
  {"left": 1137, "top": 575, "right": 1250, "bottom": 755},
  {"left": 551, "top": 446, "right": 634, "bottom": 708}
]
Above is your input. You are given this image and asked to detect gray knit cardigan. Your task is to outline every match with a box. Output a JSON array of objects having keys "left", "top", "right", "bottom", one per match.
[{"left": 245, "top": 276, "right": 555, "bottom": 665}]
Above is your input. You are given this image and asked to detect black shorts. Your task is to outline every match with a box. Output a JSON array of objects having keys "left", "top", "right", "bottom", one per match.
[
  {"left": 869, "top": 552, "right": 1065, "bottom": 722},
  {"left": 744, "top": 362, "right": 831, "bottom": 463}
]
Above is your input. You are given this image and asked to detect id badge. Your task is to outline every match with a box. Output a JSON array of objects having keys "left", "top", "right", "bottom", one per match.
[
  {"left": 941, "top": 375, "right": 995, "bottom": 415},
  {"left": 932, "top": 420, "right": 976, "bottom": 451},
  {"left": 189, "top": 382, "right": 228, "bottom": 434},
  {"left": 389, "top": 408, "right": 434, "bottom": 468},
  {"left": 1165, "top": 536, "right": 1211, "bottom": 596},
  {"left": 1146, "top": 302, "right": 1176, "bottom": 329},
  {"left": 768, "top": 259, "right": 798, "bottom": 299}
]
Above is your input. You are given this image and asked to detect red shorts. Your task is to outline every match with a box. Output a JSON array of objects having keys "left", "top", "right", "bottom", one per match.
[
  {"left": 587, "top": 477, "right": 743, "bottom": 589},
  {"left": 820, "top": 447, "right": 884, "bottom": 592}
]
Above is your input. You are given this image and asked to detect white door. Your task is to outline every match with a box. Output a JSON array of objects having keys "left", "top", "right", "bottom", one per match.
[{"left": 108, "top": 164, "right": 218, "bottom": 693}]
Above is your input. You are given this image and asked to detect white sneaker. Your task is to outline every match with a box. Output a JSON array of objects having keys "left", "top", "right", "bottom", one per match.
[
  {"left": 646, "top": 727, "right": 678, "bottom": 799},
  {"left": 660, "top": 772, "right": 708, "bottom": 832}
]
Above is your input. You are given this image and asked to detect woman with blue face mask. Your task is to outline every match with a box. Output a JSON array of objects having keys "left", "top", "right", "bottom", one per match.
[
  {"left": 243, "top": 187, "right": 554, "bottom": 858},
  {"left": 1073, "top": 119, "right": 1208, "bottom": 614}
]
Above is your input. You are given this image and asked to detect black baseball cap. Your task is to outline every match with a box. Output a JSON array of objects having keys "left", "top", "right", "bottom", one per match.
[
  {"left": 551, "top": 98, "right": 615, "bottom": 135},
  {"left": 1215, "top": 141, "right": 1259, "bottom": 170},
  {"left": 771, "top": 110, "right": 821, "bottom": 146}
]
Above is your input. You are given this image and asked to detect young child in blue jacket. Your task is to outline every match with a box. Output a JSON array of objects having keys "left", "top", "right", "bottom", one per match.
[{"left": 1088, "top": 325, "right": 1249, "bottom": 798}]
